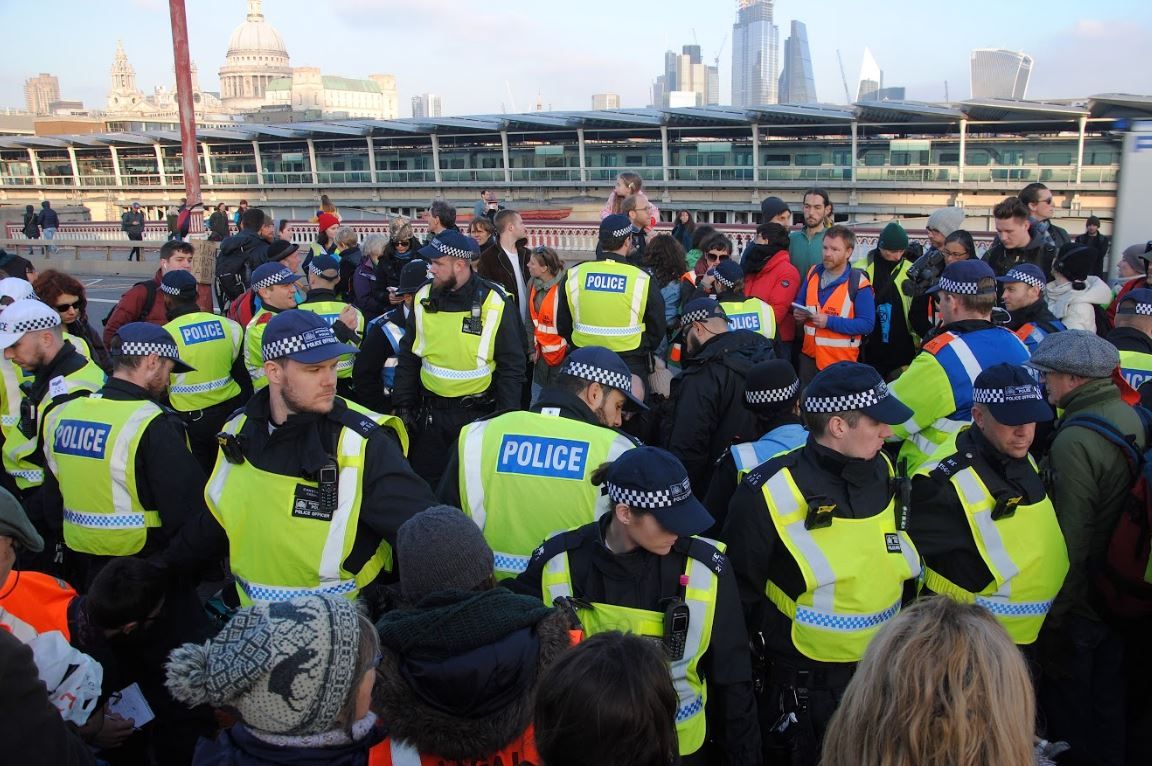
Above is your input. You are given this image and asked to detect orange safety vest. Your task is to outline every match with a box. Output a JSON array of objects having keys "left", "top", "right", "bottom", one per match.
[
  {"left": 800, "top": 266, "right": 868, "bottom": 369},
  {"left": 0, "top": 570, "right": 76, "bottom": 641},
  {"left": 529, "top": 282, "right": 568, "bottom": 367},
  {"left": 368, "top": 727, "right": 538, "bottom": 766}
]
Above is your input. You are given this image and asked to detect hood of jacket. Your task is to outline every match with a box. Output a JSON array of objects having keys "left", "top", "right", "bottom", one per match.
[
  {"left": 1046, "top": 275, "right": 1112, "bottom": 310},
  {"left": 684, "top": 328, "right": 775, "bottom": 374},
  {"left": 1007, "top": 297, "right": 1061, "bottom": 331},
  {"left": 742, "top": 243, "right": 789, "bottom": 276},
  {"left": 375, "top": 606, "right": 571, "bottom": 759}
]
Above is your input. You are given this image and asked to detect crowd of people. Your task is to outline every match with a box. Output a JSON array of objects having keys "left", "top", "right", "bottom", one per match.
[{"left": 0, "top": 177, "right": 1150, "bottom": 766}]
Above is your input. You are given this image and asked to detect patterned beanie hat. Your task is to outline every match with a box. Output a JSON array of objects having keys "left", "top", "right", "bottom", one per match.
[{"left": 165, "top": 595, "right": 362, "bottom": 736}]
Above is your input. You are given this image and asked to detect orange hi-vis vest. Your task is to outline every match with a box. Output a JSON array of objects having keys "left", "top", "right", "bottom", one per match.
[
  {"left": 369, "top": 727, "right": 538, "bottom": 766},
  {"left": 800, "top": 266, "right": 868, "bottom": 369},
  {"left": 529, "top": 282, "right": 568, "bottom": 367},
  {"left": 0, "top": 570, "right": 76, "bottom": 642}
]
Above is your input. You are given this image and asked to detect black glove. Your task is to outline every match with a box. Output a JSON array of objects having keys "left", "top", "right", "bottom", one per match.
[{"left": 394, "top": 407, "right": 416, "bottom": 432}]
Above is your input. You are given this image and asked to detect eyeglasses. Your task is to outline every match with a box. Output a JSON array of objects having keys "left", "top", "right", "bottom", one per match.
[
  {"left": 1039, "top": 197, "right": 1054, "bottom": 204},
  {"left": 393, "top": 239, "right": 411, "bottom": 248},
  {"left": 706, "top": 252, "right": 730, "bottom": 261},
  {"left": 55, "top": 300, "right": 83, "bottom": 312}
]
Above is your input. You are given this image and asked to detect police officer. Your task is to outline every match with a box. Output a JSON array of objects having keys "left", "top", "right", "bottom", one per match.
[
  {"left": 440, "top": 346, "right": 642, "bottom": 578},
  {"left": 161, "top": 270, "right": 251, "bottom": 473},
  {"left": 188, "top": 310, "right": 436, "bottom": 605},
  {"left": 243, "top": 262, "right": 306, "bottom": 390},
  {"left": 512, "top": 447, "right": 763, "bottom": 765},
  {"left": 298, "top": 253, "right": 364, "bottom": 399},
  {"left": 997, "top": 263, "right": 1066, "bottom": 354},
  {"left": 1108, "top": 288, "right": 1152, "bottom": 408},
  {"left": 352, "top": 259, "right": 428, "bottom": 413},
  {"left": 0, "top": 299, "right": 105, "bottom": 569},
  {"left": 909, "top": 363, "right": 1067, "bottom": 645},
  {"left": 723, "top": 362, "right": 921, "bottom": 765},
  {"left": 704, "top": 359, "right": 806, "bottom": 532},
  {"left": 40, "top": 323, "right": 206, "bottom": 589},
  {"left": 888, "top": 260, "right": 1030, "bottom": 472},
  {"left": 555, "top": 214, "right": 667, "bottom": 380},
  {"left": 698, "top": 258, "right": 777, "bottom": 343},
  {"left": 0, "top": 280, "right": 40, "bottom": 499},
  {"left": 393, "top": 230, "right": 526, "bottom": 487}
]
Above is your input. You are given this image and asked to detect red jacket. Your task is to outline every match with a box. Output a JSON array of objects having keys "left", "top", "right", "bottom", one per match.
[
  {"left": 743, "top": 247, "right": 802, "bottom": 342},
  {"left": 102, "top": 269, "right": 168, "bottom": 346}
]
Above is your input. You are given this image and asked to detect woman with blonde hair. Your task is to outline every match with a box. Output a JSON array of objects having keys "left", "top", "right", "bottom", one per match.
[{"left": 821, "top": 596, "right": 1045, "bottom": 766}]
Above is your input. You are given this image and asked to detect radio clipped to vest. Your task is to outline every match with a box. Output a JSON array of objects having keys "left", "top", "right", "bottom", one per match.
[
  {"left": 18, "top": 396, "right": 36, "bottom": 439},
  {"left": 462, "top": 293, "right": 484, "bottom": 336},
  {"left": 894, "top": 458, "right": 912, "bottom": 531},
  {"left": 663, "top": 597, "right": 691, "bottom": 661},
  {"left": 317, "top": 460, "right": 339, "bottom": 516}
]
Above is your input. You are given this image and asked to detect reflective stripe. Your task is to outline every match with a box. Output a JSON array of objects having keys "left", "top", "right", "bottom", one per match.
[
  {"left": 317, "top": 428, "right": 368, "bottom": 585},
  {"left": 947, "top": 336, "right": 984, "bottom": 385},
  {"left": 811, "top": 335, "right": 860, "bottom": 348},
  {"left": 539, "top": 341, "right": 566, "bottom": 353},
  {"left": 795, "top": 600, "right": 901, "bottom": 632},
  {"left": 670, "top": 549, "right": 714, "bottom": 727},
  {"left": 544, "top": 552, "right": 573, "bottom": 603},
  {"left": 572, "top": 321, "right": 644, "bottom": 337},
  {"left": 336, "top": 358, "right": 354, "bottom": 373},
  {"left": 476, "top": 302, "right": 501, "bottom": 371},
  {"left": 9, "top": 469, "right": 43, "bottom": 483},
  {"left": 237, "top": 578, "right": 358, "bottom": 604},
  {"left": 381, "top": 321, "right": 405, "bottom": 353},
  {"left": 63, "top": 510, "right": 145, "bottom": 530},
  {"left": 421, "top": 360, "right": 493, "bottom": 380},
  {"left": 732, "top": 443, "right": 761, "bottom": 473},
  {"left": 0, "top": 415, "right": 18, "bottom": 426},
  {"left": 975, "top": 596, "right": 1054, "bottom": 617},
  {"left": 493, "top": 551, "right": 531, "bottom": 574},
  {"left": 764, "top": 471, "right": 836, "bottom": 612},
  {"left": 170, "top": 375, "right": 232, "bottom": 395},
  {"left": 109, "top": 404, "right": 162, "bottom": 519},
  {"left": 389, "top": 741, "right": 423, "bottom": 766},
  {"left": 461, "top": 421, "right": 489, "bottom": 529}
]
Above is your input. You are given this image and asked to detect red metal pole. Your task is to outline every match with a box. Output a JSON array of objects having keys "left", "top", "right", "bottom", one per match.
[{"left": 168, "top": 0, "right": 202, "bottom": 234}]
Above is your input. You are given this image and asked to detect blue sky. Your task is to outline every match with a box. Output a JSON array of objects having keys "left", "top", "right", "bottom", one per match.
[{"left": 1, "top": 0, "right": 1149, "bottom": 116}]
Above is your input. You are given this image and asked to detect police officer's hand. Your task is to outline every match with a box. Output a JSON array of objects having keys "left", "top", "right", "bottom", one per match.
[{"left": 338, "top": 305, "right": 359, "bottom": 330}]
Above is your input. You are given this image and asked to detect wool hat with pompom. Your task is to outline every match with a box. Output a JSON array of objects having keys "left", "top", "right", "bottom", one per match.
[{"left": 165, "top": 595, "right": 362, "bottom": 736}]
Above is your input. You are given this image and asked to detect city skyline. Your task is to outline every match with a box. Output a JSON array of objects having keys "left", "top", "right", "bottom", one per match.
[{"left": 0, "top": 0, "right": 1148, "bottom": 117}]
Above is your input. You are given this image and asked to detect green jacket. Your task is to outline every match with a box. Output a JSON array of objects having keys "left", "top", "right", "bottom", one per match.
[{"left": 1042, "top": 378, "right": 1146, "bottom": 624}]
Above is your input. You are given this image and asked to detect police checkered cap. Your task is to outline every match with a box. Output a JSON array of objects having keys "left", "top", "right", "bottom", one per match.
[
  {"left": 112, "top": 322, "right": 194, "bottom": 372},
  {"left": 971, "top": 383, "right": 1042, "bottom": 405},
  {"left": 561, "top": 360, "right": 631, "bottom": 392},
  {"left": 428, "top": 238, "right": 476, "bottom": 260},
  {"left": 159, "top": 282, "right": 182, "bottom": 296},
  {"left": 1118, "top": 288, "right": 1152, "bottom": 317},
  {"left": 711, "top": 259, "right": 743, "bottom": 290},
  {"left": 0, "top": 299, "right": 61, "bottom": 349},
  {"left": 263, "top": 323, "right": 339, "bottom": 361},
  {"left": 600, "top": 447, "right": 713, "bottom": 535},
  {"left": 606, "top": 479, "right": 688, "bottom": 510},
  {"left": 120, "top": 340, "right": 180, "bottom": 359},
  {"left": 931, "top": 260, "right": 997, "bottom": 296},
  {"left": 160, "top": 269, "right": 197, "bottom": 297},
  {"left": 308, "top": 262, "right": 340, "bottom": 278},
  {"left": 680, "top": 298, "right": 726, "bottom": 329},
  {"left": 261, "top": 309, "right": 357, "bottom": 363},
  {"left": 999, "top": 265, "right": 1046, "bottom": 290},
  {"left": 417, "top": 230, "right": 481, "bottom": 262},
  {"left": 747, "top": 379, "right": 800, "bottom": 406},
  {"left": 804, "top": 382, "right": 891, "bottom": 413},
  {"left": 599, "top": 214, "right": 633, "bottom": 241},
  {"left": 251, "top": 263, "right": 300, "bottom": 291},
  {"left": 972, "top": 363, "right": 1053, "bottom": 425}
]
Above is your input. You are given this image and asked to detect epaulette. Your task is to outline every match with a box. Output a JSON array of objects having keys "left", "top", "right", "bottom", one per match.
[
  {"left": 674, "top": 536, "right": 728, "bottom": 577},
  {"left": 328, "top": 399, "right": 382, "bottom": 440},
  {"left": 741, "top": 448, "right": 801, "bottom": 490},
  {"left": 928, "top": 448, "right": 976, "bottom": 481},
  {"left": 922, "top": 331, "right": 957, "bottom": 355},
  {"left": 528, "top": 528, "right": 587, "bottom": 568},
  {"left": 478, "top": 278, "right": 511, "bottom": 301}
]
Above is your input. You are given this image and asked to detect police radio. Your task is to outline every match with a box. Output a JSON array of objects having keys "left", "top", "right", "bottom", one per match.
[
  {"left": 18, "top": 397, "right": 36, "bottom": 439},
  {"left": 662, "top": 598, "right": 691, "bottom": 661},
  {"left": 217, "top": 432, "right": 245, "bottom": 464},
  {"left": 804, "top": 499, "right": 835, "bottom": 530},
  {"left": 894, "top": 458, "right": 911, "bottom": 532},
  {"left": 318, "top": 460, "right": 339, "bottom": 515}
]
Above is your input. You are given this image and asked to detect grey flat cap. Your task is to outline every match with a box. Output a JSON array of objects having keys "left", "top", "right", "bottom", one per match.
[{"left": 1027, "top": 329, "right": 1119, "bottom": 379}]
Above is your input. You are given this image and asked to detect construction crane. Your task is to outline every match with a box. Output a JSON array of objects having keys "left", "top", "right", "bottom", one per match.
[
  {"left": 714, "top": 32, "right": 728, "bottom": 68},
  {"left": 836, "top": 49, "right": 852, "bottom": 104}
]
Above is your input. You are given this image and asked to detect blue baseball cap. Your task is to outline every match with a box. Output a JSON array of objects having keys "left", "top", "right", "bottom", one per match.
[
  {"left": 995, "top": 263, "right": 1046, "bottom": 290},
  {"left": 710, "top": 259, "right": 743, "bottom": 289},
  {"left": 559, "top": 346, "right": 647, "bottom": 410},
  {"left": 972, "top": 363, "right": 1053, "bottom": 426},
  {"left": 308, "top": 253, "right": 341, "bottom": 278},
  {"left": 395, "top": 260, "right": 431, "bottom": 295},
  {"left": 160, "top": 269, "right": 198, "bottom": 299},
  {"left": 926, "top": 259, "right": 997, "bottom": 295},
  {"left": 251, "top": 262, "right": 304, "bottom": 291},
  {"left": 112, "top": 322, "right": 194, "bottom": 373},
  {"left": 1117, "top": 288, "right": 1152, "bottom": 317},
  {"left": 599, "top": 214, "right": 633, "bottom": 243},
  {"left": 261, "top": 309, "right": 358, "bottom": 364},
  {"left": 804, "top": 361, "right": 913, "bottom": 425},
  {"left": 417, "top": 230, "right": 480, "bottom": 262},
  {"left": 602, "top": 447, "right": 713, "bottom": 537},
  {"left": 680, "top": 297, "right": 727, "bottom": 329}
]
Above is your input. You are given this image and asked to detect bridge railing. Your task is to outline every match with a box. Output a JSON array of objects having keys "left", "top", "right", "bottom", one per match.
[{"left": 5, "top": 220, "right": 997, "bottom": 262}]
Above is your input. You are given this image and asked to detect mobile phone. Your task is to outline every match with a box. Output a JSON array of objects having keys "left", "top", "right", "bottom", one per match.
[
  {"left": 791, "top": 302, "right": 813, "bottom": 314},
  {"left": 663, "top": 600, "right": 691, "bottom": 661}
]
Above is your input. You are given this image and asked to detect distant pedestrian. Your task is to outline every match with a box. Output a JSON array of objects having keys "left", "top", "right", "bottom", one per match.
[
  {"left": 38, "top": 201, "right": 59, "bottom": 255},
  {"left": 120, "top": 201, "right": 146, "bottom": 261},
  {"left": 472, "top": 189, "right": 503, "bottom": 222},
  {"left": 671, "top": 210, "right": 695, "bottom": 252},
  {"left": 231, "top": 199, "right": 248, "bottom": 227},
  {"left": 206, "top": 203, "right": 229, "bottom": 242},
  {"left": 1020, "top": 182, "right": 1071, "bottom": 250},
  {"left": 1074, "top": 215, "right": 1111, "bottom": 278},
  {"left": 20, "top": 205, "right": 39, "bottom": 255}
]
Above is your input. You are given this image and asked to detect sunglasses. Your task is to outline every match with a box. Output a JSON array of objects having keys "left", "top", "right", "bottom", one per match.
[
  {"left": 393, "top": 239, "right": 411, "bottom": 248},
  {"left": 55, "top": 300, "right": 83, "bottom": 312},
  {"left": 706, "top": 252, "right": 730, "bottom": 261}
]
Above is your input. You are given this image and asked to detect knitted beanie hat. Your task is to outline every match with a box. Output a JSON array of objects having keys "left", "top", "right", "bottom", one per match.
[
  {"left": 165, "top": 595, "right": 362, "bottom": 736},
  {"left": 878, "top": 221, "right": 910, "bottom": 251},
  {"left": 397, "top": 505, "right": 494, "bottom": 604},
  {"left": 927, "top": 207, "right": 966, "bottom": 237}
]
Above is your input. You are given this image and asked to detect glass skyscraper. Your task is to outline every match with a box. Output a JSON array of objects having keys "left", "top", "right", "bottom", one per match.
[
  {"left": 970, "top": 49, "right": 1033, "bottom": 99},
  {"left": 732, "top": 0, "right": 779, "bottom": 107},
  {"left": 778, "top": 20, "right": 816, "bottom": 104}
]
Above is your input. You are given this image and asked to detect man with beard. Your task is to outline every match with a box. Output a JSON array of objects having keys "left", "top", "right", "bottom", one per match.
[
  {"left": 39, "top": 323, "right": 203, "bottom": 590},
  {"left": 393, "top": 231, "right": 526, "bottom": 486},
  {"left": 438, "top": 346, "right": 642, "bottom": 578},
  {"left": 180, "top": 310, "right": 436, "bottom": 606}
]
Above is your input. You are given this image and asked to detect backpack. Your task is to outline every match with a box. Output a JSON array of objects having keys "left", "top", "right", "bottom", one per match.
[
  {"left": 101, "top": 281, "right": 157, "bottom": 327},
  {"left": 1093, "top": 303, "right": 1113, "bottom": 338},
  {"left": 1061, "top": 407, "right": 1152, "bottom": 618}
]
